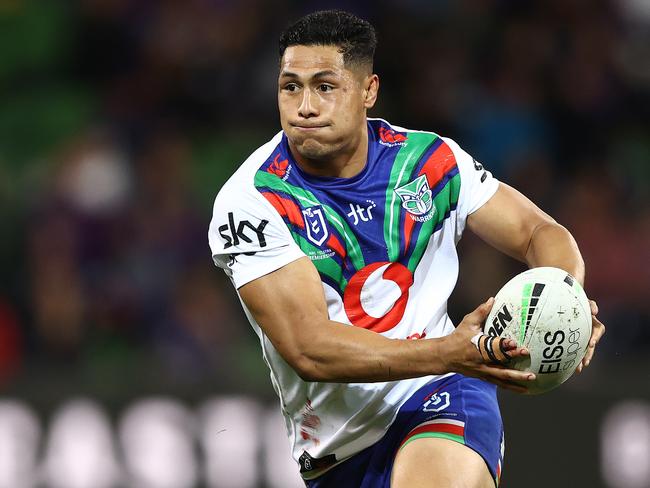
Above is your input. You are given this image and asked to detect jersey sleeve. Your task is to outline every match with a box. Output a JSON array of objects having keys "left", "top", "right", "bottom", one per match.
[
  {"left": 443, "top": 137, "right": 499, "bottom": 236},
  {"left": 208, "top": 181, "right": 305, "bottom": 289}
]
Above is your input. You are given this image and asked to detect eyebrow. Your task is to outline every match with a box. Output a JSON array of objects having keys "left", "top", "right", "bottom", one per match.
[{"left": 279, "top": 70, "right": 339, "bottom": 80}]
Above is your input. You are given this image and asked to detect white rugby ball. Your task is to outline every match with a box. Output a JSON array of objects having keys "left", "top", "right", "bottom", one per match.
[{"left": 484, "top": 267, "right": 592, "bottom": 394}]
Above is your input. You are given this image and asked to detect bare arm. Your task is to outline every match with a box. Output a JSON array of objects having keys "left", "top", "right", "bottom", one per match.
[
  {"left": 238, "top": 256, "right": 532, "bottom": 389},
  {"left": 467, "top": 183, "right": 585, "bottom": 283},
  {"left": 467, "top": 182, "right": 604, "bottom": 370}
]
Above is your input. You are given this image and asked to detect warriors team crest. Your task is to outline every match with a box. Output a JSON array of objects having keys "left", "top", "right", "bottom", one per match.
[
  {"left": 302, "top": 206, "right": 329, "bottom": 246},
  {"left": 394, "top": 175, "right": 436, "bottom": 222}
]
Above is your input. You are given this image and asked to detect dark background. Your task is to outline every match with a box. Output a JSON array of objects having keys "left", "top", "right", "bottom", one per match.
[{"left": 0, "top": 0, "right": 648, "bottom": 487}]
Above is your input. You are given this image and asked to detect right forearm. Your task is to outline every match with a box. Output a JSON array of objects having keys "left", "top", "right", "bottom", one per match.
[
  {"left": 290, "top": 320, "right": 452, "bottom": 383},
  {"left": 239, "top": 257, "right": 456, "bottom": 383}
]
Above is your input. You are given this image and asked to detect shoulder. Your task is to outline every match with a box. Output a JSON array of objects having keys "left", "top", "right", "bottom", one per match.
[
  {"left": 370, "top": 117, "right": 445, "bottom": 139},
  {"left": 215, "top": 130, "right": 285, "bottom": 203},
  {"left": 369, "top": 118, "right": 458, "bottom": 153},
  {"left": 369, "top": 118, "right": 475, "bottom": 171},
  {"left": 371, "top": 118, "right": 498, "bottom": 215},
  {"left": 209, "top": 131, "right": 288, "bottom": 253}
]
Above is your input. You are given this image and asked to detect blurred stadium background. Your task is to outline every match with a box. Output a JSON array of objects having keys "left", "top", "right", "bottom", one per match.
[{"left": 0, "top": 0, "right": 648, "bottom": 487}]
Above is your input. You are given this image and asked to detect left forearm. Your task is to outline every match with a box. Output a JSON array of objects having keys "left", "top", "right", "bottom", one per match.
[
  {"left": 525, "top": 222, "right": 585, "bottom": 284},
  {"left": 467, "top": 184, "right": 586, "bottom": 285}
]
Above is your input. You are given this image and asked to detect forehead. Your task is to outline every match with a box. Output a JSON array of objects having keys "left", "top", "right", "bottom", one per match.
[{"left": 280, "top": 45, "right": 347, "bottom": 77}]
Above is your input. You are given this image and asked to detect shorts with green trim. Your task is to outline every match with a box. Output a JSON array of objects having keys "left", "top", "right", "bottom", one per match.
[{"left": 304, "top": 374, "right": 505, "bottom": 488}]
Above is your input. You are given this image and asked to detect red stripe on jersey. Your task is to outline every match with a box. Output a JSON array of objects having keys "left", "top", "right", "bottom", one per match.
[
  {"left": 326, "top": 235, "right": 347, "bottom": 259},
  {"left": 261, "top": 192, "right": 305, "bottom": 229},
  {"left": 400, "top": 421, "right": 465, "bottom": 449},
  {"left": 418, "top": 141, "right": 457, "bottom": 187},
  {"left": 403, "top": 210, "right": 416, "bottom": 252},
  {"left": 262, "top": 192, "right": 348, "bottom": 261},
  {"left": 401, "top": 141, "right": 457, "bottom": 252}
]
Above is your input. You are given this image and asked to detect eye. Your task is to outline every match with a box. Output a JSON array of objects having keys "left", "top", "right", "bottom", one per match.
[
  {"left": 282, "top": 83, "right": 300, "bottom": 92},
  {"left": 318, "top": 84, "right": 334, "bottom": 92}
]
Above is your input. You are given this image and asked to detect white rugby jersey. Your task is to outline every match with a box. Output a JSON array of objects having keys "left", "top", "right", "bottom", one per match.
[{"left": 208, "top": 119, "right": 498, "bottom": 478}]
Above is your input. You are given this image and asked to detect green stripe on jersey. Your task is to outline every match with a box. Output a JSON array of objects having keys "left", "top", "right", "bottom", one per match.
[
  {"left": 383, "top": 133, "right": 438, "bottom": 262},
  {"left": 290, "top": 231, "right": 347, "bottom": 289},
  {"left": 255, "top": 171, "right": 365, "bottom": 271},
  {"left": 406, "top": 172, "right": 460, "bottom": 272},
  {"left": 400, "top": 432, "right": 465, "bottom": 450}
]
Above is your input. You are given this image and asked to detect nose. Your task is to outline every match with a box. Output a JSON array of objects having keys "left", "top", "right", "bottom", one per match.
[{"left": 298, "top": 88, "right": 319, "bottom": 118}]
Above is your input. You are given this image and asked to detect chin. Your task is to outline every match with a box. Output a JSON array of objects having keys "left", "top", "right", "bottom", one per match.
[{"left": 294, "top": 139, "right": 334, "bottom": 160}]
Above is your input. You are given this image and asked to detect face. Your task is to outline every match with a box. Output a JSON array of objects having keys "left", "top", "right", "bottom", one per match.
[{"left": 278, "top": 45, "right": 378, "bottom": 162}]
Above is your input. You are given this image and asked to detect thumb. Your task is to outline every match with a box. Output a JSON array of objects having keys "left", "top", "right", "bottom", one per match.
[{"left": 466, "top": 297, "right": 495, "bottom": 326}]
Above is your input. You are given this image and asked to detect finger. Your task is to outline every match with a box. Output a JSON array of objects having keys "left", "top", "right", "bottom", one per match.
[
  {"left": 476, "top": 334, "right": 491, "bottom": 362},
  {"left": 499, "top": 338, "right": 525, "bottom": 352},
  {"left": 583, "top": 334, "right": 600, "bottom": 365},
  {"left": 584, "top": 336, "right": 597, "bottom": 363},
  {"left": 500, "top": 339, "right": 530, "bottom": 359},
  {"left": 589, "top": 329, "right": 605, "bottom": 350},
  {"left": 478, "top": 364, "right": 536, "bottom": 384},
  {"left": 590, "top": 317, "right": 606, "bottom": 346},
  {"left": 464, "top": 297, "right": 495, "bottom": 326},
  {"left": 582, "top": 323, "right": 606, "bottom": 368},
  {"left": 475, "top": 335, "right": 528, "bottom": 365},
  {"left": 476, "top": 335, "right": 508, "bottom": 365},
  {"left": 492, "top": 337, "right": 512, "bottom": 364},
  {"left": 499, "top": 338, "right": 531, "bottom": 356},
  {"left": 589, "top": 299, "right": 599, "bottom": 316},
  {"left": 473, "top": 367, "right": 530, "bottom": 393},
  {"left": 493, "top": 337, "right": 531, "bottom": 363},
  {"left": 583, "top": 345, "right": 595, "bottom": 366},
  {"left": 491, "top": 379, "right": 529, "bottom": 394}
]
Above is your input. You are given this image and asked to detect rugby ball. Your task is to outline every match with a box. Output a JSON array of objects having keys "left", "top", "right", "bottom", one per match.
[{"left": 484, "top": 267, "right": 592, "bottom": 394}]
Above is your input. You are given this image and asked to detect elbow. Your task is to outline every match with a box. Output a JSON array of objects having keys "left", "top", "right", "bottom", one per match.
[
  {"left": 526, "top": 221, "right": 585, "bottom": 281},
  {"left": 284, "top": 345, "right": 331, "bottom": 382},
  {"left": 291, "top": 353, "right": 328, "bottom": 382},
  {"left": 272, "top": 321, "right": 338, "bottom": 382}
]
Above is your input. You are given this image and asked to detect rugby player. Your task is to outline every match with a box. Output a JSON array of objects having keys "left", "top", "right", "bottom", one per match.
[{"left": 208, "top": 10, "right": 605, "bottom": 487}]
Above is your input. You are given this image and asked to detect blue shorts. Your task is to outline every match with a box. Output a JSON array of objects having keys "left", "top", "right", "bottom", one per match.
[{"left": 305, "top": 374, "right": 504, "bottom": 488}]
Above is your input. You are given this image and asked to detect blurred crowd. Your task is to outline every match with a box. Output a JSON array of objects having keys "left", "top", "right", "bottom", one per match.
[{"left": 0, "top": 0, "right": 648, "bottom": 399}]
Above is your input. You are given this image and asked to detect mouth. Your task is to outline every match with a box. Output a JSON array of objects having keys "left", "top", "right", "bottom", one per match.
[{"left": 291, "top": 123, "right": 329, "bottom": 131}]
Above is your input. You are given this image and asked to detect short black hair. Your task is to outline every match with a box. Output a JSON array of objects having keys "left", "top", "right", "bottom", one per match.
[{"left": 279, "top": 10, "right": 377, "bottom": 69}]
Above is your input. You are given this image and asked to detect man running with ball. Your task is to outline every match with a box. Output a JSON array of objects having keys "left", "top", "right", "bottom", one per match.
[{"left": 209, "top": 10, "right": 605, "bottom": 487}]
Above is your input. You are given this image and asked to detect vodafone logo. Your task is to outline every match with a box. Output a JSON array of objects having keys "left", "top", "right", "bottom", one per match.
[{"left": 343, "top": 262, "right": 414, "bottom": 333}]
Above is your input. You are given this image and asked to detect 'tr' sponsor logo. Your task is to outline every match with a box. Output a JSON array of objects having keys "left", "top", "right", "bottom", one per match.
[
  {"left": 218, "top": 212, "right": 268, "bottom": 249},
  {"left": 346, "top": 200, "right": 376, "bottom": 225}
]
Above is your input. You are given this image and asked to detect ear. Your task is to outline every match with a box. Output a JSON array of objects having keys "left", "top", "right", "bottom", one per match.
[{"left": 362, "top": 74, "right": 379, "bottom": 109}]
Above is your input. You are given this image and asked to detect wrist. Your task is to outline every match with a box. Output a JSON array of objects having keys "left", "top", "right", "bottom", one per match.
[{"left": 429, "top": 335, "right": 453, "bottom": 375}]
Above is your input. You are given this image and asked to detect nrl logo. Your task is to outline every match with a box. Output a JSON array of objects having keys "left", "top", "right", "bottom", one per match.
[
  {"left": 394, "top": 175, "right": 435, "bottom": 222},
  {"left": 302, "top": 206, "right": 329, "bottom": 246},
  {"left": 422, "top": 391, "right": 450, "bottom": 412}
]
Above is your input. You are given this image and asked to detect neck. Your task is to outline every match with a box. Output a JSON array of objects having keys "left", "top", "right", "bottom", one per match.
[{"left": 289, "top": 124, "right": 369, "bottom": 179}]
